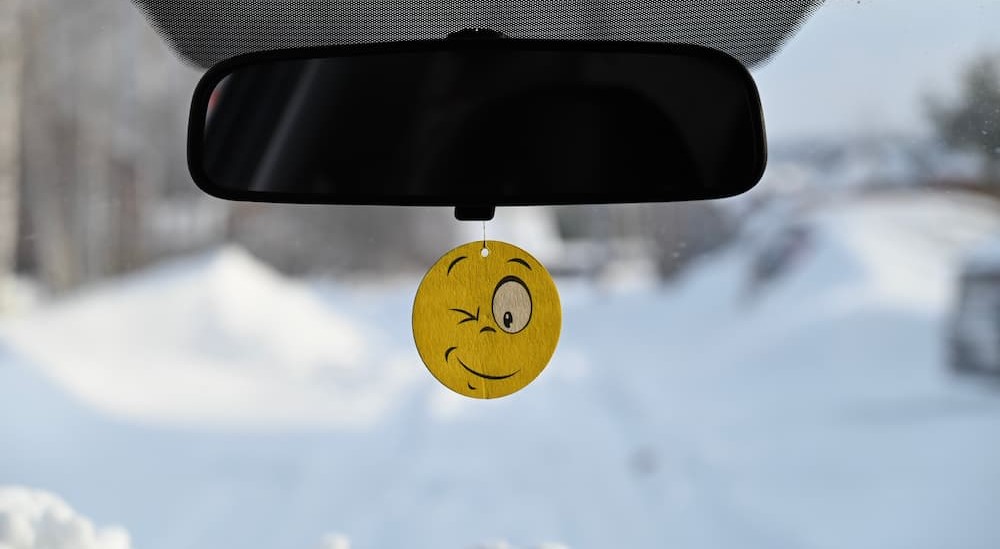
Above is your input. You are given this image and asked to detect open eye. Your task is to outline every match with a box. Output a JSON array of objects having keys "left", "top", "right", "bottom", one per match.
[{"left": 492, "top": 276, "right": 532, "bottom": 334}]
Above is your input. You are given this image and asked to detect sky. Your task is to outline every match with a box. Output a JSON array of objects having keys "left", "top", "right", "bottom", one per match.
[{"left": 754, "top": 0, "right": 1000, "bottom": 142}]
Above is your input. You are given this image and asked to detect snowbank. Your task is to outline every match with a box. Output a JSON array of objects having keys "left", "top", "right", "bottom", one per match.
[
  {"left": 0, "top": 487, "right": 130, "bottom": 549},
  {"left": 0, "top": 247, "right": 420, "bottom": 429}
]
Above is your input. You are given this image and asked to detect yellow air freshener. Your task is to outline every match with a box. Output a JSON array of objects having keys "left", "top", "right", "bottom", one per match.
[{"left": 412, "top": 240, "right": 561, "bottom": 399}]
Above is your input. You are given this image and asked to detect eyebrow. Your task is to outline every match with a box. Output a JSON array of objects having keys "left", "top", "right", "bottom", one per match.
[
  {"left": 507, "top": 258, "right": 532, "bottom": 270},
  {"left": 447, "top": 256, "right": 467, "bottom": 275}
]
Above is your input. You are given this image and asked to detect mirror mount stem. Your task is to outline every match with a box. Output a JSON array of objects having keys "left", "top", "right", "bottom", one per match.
[
  {"left": 446, "top": 28, "right": 509, "bottom": 40},
  {"left": 454, "top": 205, "right": 496, "bottom": 221}
]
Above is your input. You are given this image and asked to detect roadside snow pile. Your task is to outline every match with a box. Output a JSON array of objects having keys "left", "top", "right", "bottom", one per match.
[
  {"left": 0, "top": 276, "right": 44, "bottom": 316},
  {"left": 0, "top": 487, "right": 130, "bottom": 549},
  {"left": 804, "top": 192, "right": 1000, "bottom": 308},
  {"left": 677, "top": 191, "right": 1000, "bottom": 401},
  {"left": 4, "top": 190, "right": 1000, "bottom": 549},
  {"left": 0, "top": 247, "right": 421, "bottom": 429},
  {"left": 728, "top": 191, "right": 1000, "bottom": 355}
]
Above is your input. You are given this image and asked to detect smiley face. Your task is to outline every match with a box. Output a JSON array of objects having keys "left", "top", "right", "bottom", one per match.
[{"left": 412, "top": 240, "right": 561, "bottom": 399}]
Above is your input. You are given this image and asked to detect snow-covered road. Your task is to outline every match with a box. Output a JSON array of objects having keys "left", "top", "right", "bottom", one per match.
[{"left": 3, "top": 191, "right": 1000, "bottom": 549}]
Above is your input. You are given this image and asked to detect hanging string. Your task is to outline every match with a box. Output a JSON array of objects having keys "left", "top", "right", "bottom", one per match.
[{"left": 481, "top": 221, "right": 489, "bottom": 257}]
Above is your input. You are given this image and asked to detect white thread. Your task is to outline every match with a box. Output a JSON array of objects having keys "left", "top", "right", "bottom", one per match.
[{"left": 481, "top": 221, "right": 489, "bottom": 257}]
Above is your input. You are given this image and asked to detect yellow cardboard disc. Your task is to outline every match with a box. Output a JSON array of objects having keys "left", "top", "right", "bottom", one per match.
[{"left": 412, "top": 240, "right": 561, "bottom": 399}]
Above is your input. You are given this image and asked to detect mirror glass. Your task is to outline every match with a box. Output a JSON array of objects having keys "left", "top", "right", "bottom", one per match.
[{"left": 190, "top": 42, "right": 766, "bottom": 205}]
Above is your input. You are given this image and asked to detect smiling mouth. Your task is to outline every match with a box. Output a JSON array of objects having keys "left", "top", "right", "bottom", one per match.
[
  {"left": 444, "top": 347, "right": 520, "bottom": 380},
  {"left": 456, "top": 357, "right": 521, "bottom": 380},
  {"left": 457, "top": 357, "right": 520, "bottom": 380}
]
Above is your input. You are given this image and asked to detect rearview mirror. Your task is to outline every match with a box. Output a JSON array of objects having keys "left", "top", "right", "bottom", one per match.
[{"left": 188, "top": 38, "right": 766, "bottom": 214}]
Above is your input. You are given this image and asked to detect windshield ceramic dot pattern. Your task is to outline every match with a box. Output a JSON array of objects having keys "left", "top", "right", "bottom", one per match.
[{"left": 131, "top": 0, "right": 823, "bottom": 68}]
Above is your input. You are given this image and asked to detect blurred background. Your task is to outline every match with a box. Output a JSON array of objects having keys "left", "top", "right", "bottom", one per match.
[{"left": 3, "top": 1, "right": 1000, "bottom": 549}]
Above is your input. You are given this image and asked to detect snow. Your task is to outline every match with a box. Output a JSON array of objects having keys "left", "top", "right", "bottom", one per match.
[
  {"left": 0, "top": 487, "right": 131, "bottom": 549},
  {"left": 3, "top": 190, "right": 1000, "bottom": 548},
  {"left": 0, "top": 247, "right": 420, "bottom": 429},
  {"left": 962, "top": 231, "right": 1000, "bottom": 275},
  {"left": 316, "top": 533, "right": 351, "bottom": 549}
]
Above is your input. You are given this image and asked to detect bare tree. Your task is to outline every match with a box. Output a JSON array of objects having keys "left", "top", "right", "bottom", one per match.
[
  {"left": 17, "top": 0, "right": 213, "bottom": 291},
  {"left": 20, "top": 0, "right": 80, "bottom": 291},
  {"left": 928, "top": 53, "right": 1000, "bottom": 186},
  {"left": 0, "top": 0, "right": 22, "bottom": 304}
]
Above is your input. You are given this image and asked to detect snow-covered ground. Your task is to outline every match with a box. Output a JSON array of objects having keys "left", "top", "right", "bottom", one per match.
[
  {"left": 3, "top": 190, "right": 1000, "bottom": 549},
  {"left": 0, "top": 487, "right": 131, "bottom": 549}
]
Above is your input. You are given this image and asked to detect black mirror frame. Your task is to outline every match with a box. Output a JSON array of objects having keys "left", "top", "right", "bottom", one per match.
[{"left": 187, "top": 39, "right": 767, "bottom": 207}]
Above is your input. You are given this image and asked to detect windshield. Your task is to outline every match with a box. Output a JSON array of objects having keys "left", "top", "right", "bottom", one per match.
[{"left": 3, "top": 1, "right": 1000, "bottom": 548}]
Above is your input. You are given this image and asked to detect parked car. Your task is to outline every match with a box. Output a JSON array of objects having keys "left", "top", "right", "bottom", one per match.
[{"left": 949, "top": 238, "right": 1000, "bottom": 373}]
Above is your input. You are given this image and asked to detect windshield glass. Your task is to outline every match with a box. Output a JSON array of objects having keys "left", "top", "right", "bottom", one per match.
[{"left": 4, "top": 1, "right": 1000, "bottom": 548}]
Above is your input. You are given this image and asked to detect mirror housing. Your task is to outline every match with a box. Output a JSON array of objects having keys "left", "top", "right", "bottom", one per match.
[{"left": 188, "top": 38, "right": 767, "bottom": 217}]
